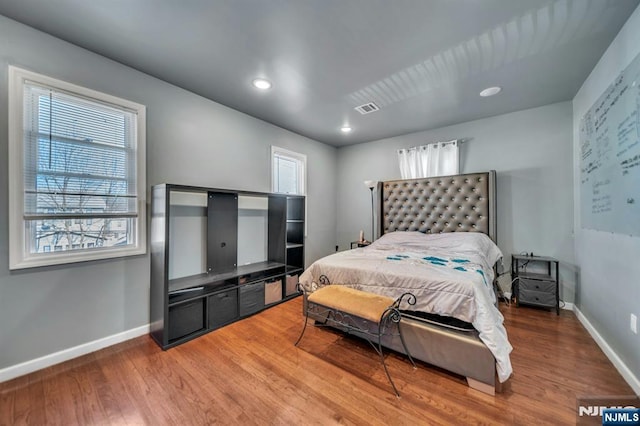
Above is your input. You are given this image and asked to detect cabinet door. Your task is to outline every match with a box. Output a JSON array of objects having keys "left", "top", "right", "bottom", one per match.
[
  {"left": 207, "top": 192, "right": 238, "bottom": 271},
  {"left": 268, "top": 196, "right": 286, "bottom": 264}
]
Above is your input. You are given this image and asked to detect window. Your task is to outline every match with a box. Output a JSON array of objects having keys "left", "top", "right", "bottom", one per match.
[
  {"left": 397, "top": 140, "right": 459, "bottom": 179},
  {"left": 8, "top": 66, "right": 146, "bottom": 269},
  {"left": 271, "top": 146, "right": 306, "bottom": 195}
]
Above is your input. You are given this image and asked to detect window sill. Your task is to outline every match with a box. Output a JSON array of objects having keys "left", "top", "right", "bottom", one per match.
[{"left": 9, "top": 245, "right": 147, "bottom": 270}]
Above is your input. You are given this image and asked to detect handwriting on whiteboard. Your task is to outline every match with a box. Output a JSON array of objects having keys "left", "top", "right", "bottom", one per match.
[{"left": 579, "top": 51, "right": 640, "bottom": 236}]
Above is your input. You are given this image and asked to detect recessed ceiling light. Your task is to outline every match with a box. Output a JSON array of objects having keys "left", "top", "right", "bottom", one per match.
[
  {"left": 340, "top": 126, "right": 352, "bottom": 133},
  {"left": 479, "top": 86, "right": 501, "bottom": 97},
  {"left": 252, "top": 78, "right": 272, "bottom": 90}
]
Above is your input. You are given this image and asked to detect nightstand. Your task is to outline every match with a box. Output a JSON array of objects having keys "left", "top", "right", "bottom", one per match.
[
  {"left": 350, "top": 241, "right": 371, "bottom": 249},
  {"left": 512, "top": 254, "right": 559, "bottom": 315}
]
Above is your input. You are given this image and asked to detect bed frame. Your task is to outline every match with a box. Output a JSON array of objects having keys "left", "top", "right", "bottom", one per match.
[
  {"left": 373, "top": 170, "right": 502, "bottom": 394},
  {"left": 304, "top": 171, "right": 503, "bottom": 394}
]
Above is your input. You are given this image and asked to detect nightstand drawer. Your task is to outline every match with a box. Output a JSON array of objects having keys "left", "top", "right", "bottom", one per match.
[
  {"left": 519, "top": 278, "right": 556, "bottom": 294},
  {"left": 518, "top": 288, "right": 556, "bottom": 307}
]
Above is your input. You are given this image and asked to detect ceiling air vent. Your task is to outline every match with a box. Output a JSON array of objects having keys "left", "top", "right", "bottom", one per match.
[{"left": 354, "top": 102, "right": 379, "bottom": 115}]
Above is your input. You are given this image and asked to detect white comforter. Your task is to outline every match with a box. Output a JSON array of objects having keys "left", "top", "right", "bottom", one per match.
[{"left": 299, "top": 231, "right": 513, "bottom": 382}]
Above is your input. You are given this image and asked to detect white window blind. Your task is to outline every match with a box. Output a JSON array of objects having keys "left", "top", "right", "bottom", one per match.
[
  {"left": 9, "top": 66, "right": 146, "bottom": 269},
  {"left": 272, "top": 146, "right": 306, "bottom": 195}
]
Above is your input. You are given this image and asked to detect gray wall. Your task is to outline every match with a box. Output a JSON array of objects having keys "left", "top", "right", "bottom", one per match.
[
  {"left": 0, "top": 15, "right": 337, "bottom": 370},
  {"left": 336, "top": 102, "right": 575, "bottom": 301},
  {"left": 572, "top": 5, "right": 640, "bottom": 388}
]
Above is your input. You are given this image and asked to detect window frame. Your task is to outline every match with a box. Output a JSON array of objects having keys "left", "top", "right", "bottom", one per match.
[
  {"left": 271, "top": 146, "right": 307, "bottom": 195},
  {"left": 8, "top": 66, "right": 147, "bottom": 269}
]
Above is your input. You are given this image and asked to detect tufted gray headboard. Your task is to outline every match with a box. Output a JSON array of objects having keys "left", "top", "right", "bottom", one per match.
[{"left": 377, "top": 171, "right": 497, "bottom": 242}]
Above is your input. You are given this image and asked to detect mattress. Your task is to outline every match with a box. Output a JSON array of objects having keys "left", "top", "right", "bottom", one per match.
[{"left": 299, "top": 231, "right": 513, "bottom": 382}]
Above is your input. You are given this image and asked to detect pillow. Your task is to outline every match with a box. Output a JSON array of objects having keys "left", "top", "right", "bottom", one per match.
[
  {"left": 373, "top": 231, "right": 503, "bottom": 266},
  {"left": 371, "top": 231, "right": 428, "bottom": 246}
]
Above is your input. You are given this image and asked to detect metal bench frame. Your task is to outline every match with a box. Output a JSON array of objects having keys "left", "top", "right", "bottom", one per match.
[{"left": 295, "top": 282, "right": 417, "bottom": 397}]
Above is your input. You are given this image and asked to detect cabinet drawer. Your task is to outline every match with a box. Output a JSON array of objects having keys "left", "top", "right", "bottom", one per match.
[
  {"left": 168, "top": 299, "right": 205, "bottom": 341},
  {"left": 239, "top": 282, "right": 265, "bottom": 316},
  {"left": 518, "top": 288, "right": 556, "bottom": 307},
  {"left": 208, "top": 289, "right": 238, "bottom": 329},
  {"left": 519, "top": 278, "right": 556, "bottom": 293}
]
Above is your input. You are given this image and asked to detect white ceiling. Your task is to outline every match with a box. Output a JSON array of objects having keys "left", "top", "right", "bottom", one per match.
[{"left": 0, "top": 0, "right": 637, "bottom": 146}]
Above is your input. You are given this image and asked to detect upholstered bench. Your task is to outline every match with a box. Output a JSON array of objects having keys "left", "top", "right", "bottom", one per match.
[{"left": 295, "top": 285, "right": 417, "bottom": 397}]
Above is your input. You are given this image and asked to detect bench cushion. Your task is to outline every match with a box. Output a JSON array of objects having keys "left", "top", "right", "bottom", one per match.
[{"left": 307, "top": 286, "right": 394, "bottom": 323}]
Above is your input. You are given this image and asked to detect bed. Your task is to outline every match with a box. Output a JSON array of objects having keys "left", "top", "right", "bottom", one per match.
[{"left": 298, "top": 171, "right": 512, "bottom": 395}]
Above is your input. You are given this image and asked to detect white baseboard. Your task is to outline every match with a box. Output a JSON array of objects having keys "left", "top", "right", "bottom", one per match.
[
  {"left": 0, "top": 324, "right": 150, "bottom": 383},
  {"left": 573, "top": 306, "right": 640, "bottom": 396}
]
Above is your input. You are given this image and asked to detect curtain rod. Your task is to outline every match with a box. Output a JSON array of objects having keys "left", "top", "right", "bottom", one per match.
[{"left": 398, "top": 138, "right": 461, "bottom": 152}]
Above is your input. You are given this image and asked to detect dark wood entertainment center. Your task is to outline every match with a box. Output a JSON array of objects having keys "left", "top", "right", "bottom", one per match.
[{"left": 150, "top": 184, "right": 305, "bottom": 349}]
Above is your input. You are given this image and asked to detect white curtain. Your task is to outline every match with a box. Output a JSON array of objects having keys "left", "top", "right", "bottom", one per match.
[{"left": 397, "top": 140, "right": 459, "bottom": 179}]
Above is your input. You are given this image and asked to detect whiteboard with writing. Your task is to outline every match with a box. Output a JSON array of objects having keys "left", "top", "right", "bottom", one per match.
[{"left": 580, "top": 52, "right": 640, "bottom": 236}]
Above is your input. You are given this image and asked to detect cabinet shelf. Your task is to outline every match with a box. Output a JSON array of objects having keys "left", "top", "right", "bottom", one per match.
[
  {"left": 169, "top": 284, "right": 232, "bottom": 306},
  {"left": 168, "top": 261, "right": 286, "bottom": 294},
  {"left": 151, "top": 183, "right": 305, "bottom": 349},
  {"left": 286, "top": 265, "right": 303, "bottom": 274},
  {"left": 169, "top": 273, "right": 232, "bottom": 294}
]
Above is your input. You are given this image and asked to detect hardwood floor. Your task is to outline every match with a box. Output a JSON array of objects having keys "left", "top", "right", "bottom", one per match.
[{"left": 0, "top": 298, "right": 634, "bottom": 425}]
